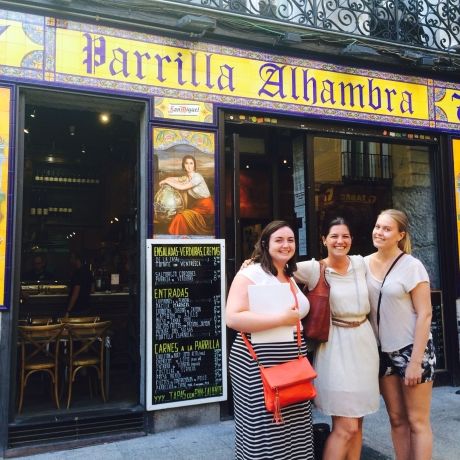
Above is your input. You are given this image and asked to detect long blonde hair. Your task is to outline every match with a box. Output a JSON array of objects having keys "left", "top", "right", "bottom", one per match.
[{"left": 378, "top": 209, "right": 412, "bottom": 253}]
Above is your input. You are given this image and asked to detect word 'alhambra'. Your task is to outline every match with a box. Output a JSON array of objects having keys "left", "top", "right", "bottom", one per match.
[{"left": 83, "top": 34, "right": 416, "bottom": 114}]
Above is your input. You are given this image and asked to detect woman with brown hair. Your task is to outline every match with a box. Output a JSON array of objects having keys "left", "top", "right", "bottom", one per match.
[
  {"left": 295, "top": 217, "right": 380, "bottom": 460},
  {"left": 226, "top": 220, "right": 313, "bottom": 460}
]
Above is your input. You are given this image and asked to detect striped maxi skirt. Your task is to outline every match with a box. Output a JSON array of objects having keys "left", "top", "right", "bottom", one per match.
[{"left": 229, "top": 333, "right": 314, "bottom": 460}]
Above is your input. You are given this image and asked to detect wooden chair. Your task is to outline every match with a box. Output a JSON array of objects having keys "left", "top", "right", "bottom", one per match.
[
  {"left": 18, "top": 317, "right": 53, "bottom": 326},
  {"left": 65, "top": 321, "right": 111, "bottom": 408},
  {"left": 17, "top": 323, "right": 65, "bottom": 413},
  {"left": 58, "top": 316, "right": 100, "bottom": 324}
]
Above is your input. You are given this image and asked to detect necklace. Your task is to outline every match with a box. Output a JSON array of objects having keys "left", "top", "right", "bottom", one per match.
[{"left": 323, "top": 256, "right": 350, "bottom": 275}]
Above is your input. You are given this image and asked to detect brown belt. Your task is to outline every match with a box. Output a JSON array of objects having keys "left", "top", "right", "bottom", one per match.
[{"left": 331, "top": 317, "right": 367, "bottom": 328}]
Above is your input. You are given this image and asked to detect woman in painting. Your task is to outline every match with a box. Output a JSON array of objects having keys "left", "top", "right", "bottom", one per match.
[{"left": 159, "top": 154, "right": 214, "bottom": 235}]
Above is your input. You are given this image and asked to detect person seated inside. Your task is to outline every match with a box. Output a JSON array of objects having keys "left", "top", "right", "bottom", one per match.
[
  {"left": 66, "top": 252, "right": 94, "bottom": 317},
  {"left": 22, "top": 254, "right": 54, "bottom": 282}
]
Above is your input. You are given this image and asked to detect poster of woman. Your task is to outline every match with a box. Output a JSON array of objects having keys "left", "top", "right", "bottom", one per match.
[{"left": 153, "top": 128, "right": 215, "bottom": 238}]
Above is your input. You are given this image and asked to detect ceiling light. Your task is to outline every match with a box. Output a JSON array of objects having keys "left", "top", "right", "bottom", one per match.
[
  {"left": 24, "top": 128, "right": 29, "bottom": 134},
  {"left": 69, "top": 125, "right": 75, "bottom": 136},
  {"left": 99, "top": 113, "right": 110, "bottom": 124}
]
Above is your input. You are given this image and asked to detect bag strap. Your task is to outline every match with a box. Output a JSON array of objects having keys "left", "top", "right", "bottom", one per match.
[
  {"left": 241, "top": 278, "right": 301, "bottom": 364},
  {"left": 376, "top": 252, "right": 405, "bottom": 331},
  {"left": 318, "top": 260, "right": 330, "bottom": 288},
  {"left": 304, "top": 260, "right": 329, "bottom": 294}
]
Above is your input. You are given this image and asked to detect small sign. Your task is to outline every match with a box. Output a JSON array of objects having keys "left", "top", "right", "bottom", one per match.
[
  {"left": 153, "top": 97, "right": 214, "bottom": 124},
  {"left": 146, "top": 239, "right": 227, "bottom": 410}
]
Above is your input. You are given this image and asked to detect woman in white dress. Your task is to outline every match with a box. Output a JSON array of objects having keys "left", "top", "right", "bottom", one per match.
[{"left": 295, "top": 217, "right": 380, "bottom": 460}]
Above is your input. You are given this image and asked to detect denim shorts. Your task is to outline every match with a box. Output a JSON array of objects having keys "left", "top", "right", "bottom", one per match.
[{"left": 379, "top": 337, "right": 436, "bottom": 382}]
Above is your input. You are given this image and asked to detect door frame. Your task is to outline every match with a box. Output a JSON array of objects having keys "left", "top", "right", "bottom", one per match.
[{"left": 5, "top": 86, "right": 149, "bottom": 427}]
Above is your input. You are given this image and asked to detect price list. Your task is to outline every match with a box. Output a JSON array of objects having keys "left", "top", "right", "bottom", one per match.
[{"left": 148, "top": 241, "right": 226, "bottom": 408}]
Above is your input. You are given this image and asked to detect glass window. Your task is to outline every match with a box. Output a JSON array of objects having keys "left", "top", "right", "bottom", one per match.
[{"left": 313, "top": 137, "right": 439, "bottom": 288}]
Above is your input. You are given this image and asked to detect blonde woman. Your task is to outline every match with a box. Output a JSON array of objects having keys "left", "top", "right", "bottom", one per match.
[{"left": 365, "top": 209, "right": 435, "bottom": 460}]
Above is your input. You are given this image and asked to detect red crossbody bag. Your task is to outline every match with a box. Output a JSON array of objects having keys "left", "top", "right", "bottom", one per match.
[{"left": 241, "top": 279, "right": 317, "bottom": 424}]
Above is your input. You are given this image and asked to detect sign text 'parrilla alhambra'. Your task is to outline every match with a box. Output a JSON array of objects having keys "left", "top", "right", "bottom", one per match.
[{"left": 55, "top": 29, "right": 430, "bottom": 120}]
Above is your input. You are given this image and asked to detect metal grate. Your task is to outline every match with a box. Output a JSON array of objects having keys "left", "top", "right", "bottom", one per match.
[{"left": 8, "top": 412, "right": 146, "bottom": 450}]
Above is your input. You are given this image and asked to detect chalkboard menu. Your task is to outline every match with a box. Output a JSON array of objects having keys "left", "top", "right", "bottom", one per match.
[
  {"left": 431, "top": 290, "right": 446, "bottom": 371},
  {"left": 146, "top": 239, "right": 227, "bottom": 410}
]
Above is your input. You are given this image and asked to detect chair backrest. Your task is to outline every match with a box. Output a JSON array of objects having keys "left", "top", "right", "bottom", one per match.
[
  {"left": 58, "top": 316, "right": 100, "bottom": 324},
  {"left": 17, "top": 323, "right": 65, "bottom": 362},
  {"left": 18, "top": 317, "right": 54, "bottom": 326},
  {"left": 65, "top": 321, "right": 111, "bottom": 360},
  {"left": 29, "top": 317, "right": 54, "bottom": 325}
]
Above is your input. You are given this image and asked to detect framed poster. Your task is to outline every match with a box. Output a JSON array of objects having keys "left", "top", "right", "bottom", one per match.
[
  {"left": 152, "top": 128, "right": 216, "bottom": 238},
  {"left": 146, "top": 239, "right": 227, "bottom": 410}
]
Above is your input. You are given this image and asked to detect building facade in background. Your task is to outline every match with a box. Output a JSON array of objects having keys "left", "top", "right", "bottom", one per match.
[{"left": 0, "top": 0, "right": 459, "bottom": 456}]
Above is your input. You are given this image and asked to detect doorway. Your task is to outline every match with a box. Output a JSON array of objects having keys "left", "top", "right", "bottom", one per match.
[
  {"left": 13, "top": 89, "right": 144, "bottom": 422},
  {"left": 223, "top": 113, "right": 440, "bottom": 287},
  {"left": 224, "top": 121, "right": 308, "bottom": 281}
]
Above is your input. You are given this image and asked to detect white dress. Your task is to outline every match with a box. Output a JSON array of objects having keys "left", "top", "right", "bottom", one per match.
[{"left": 296, "top": 256, "right": 380, "bottom": 417}]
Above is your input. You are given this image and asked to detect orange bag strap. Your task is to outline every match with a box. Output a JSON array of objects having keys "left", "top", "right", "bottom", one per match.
[{"left": 241, "top": 278, "right": 301, "bottom": 364}]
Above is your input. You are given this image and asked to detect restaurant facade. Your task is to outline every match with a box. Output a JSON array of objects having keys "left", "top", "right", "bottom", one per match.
[{"left": 0, "top": 0, "right": 460, "bottom": 456}]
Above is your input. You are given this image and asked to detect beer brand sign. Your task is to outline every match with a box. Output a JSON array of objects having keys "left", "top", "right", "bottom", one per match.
[{"left": 0, "top": 10, "right": 460, "bottom": 130}]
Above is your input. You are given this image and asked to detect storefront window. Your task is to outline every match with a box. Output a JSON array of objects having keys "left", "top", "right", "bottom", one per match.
[
  {"left": 313, "top": 137, "right": 440, "bottom": 288},
  {"left": 17, "top": 91, "right": 142, "bottom": 417}
]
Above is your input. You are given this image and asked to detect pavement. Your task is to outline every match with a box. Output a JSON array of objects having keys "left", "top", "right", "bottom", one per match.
[{"left": 10, "top": 386, "right": 460, "bottom": 460}]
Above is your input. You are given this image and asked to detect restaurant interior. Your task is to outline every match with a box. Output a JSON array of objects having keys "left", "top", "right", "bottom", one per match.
[{"left": 14, "top": 89, "right": 144, "bottom": 420}]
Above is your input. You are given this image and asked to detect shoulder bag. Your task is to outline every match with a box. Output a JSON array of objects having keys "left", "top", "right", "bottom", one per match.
[
  {"left": 241, "top": 279, "right": 317, "bottom": 424},
  {"left": 301, "top": 261, "right": 331, "bottom": 343}
]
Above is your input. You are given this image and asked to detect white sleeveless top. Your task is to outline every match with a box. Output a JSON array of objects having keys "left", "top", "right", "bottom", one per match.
[{"left": 364, "top": 254, "right": 430, "bottom": 352}]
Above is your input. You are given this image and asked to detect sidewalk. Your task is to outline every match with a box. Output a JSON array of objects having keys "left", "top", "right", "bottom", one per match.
[{"left": 12, "top": 386, "right": 460, "bottom": 460}]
